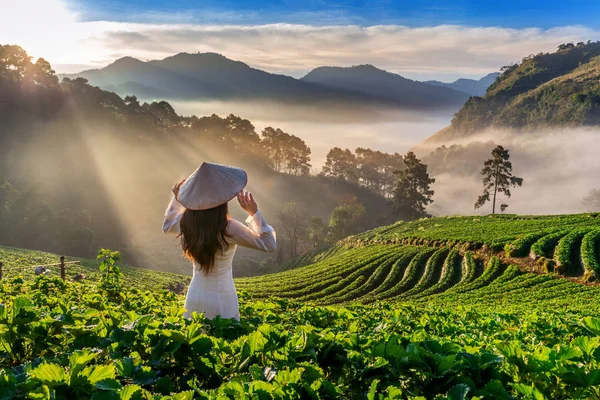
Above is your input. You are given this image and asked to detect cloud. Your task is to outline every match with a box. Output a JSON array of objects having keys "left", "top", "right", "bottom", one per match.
[
  {"left": 3, "top": 0, "right": 600, "bottom": 80},
  {"left": 422, "top": 128, "right": 600, "bottom": 215},
  {"left": 71, "top": 23, "right": 600, "bottom": 79}
]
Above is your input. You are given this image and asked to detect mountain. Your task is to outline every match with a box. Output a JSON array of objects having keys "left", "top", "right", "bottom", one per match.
[
  {"left": 423, "top": 42, "right": 600, "bottom": 143},
  {"left": 104, "top": 81, "right": 171, "bottom": 99},
  {"left": 60, "top": 53, "right": 469, "bottom": 114},
  {"left": 425, "top": 72, "right": 500, "bottom": 96},
  {"left": 300, "top": 64, "right": 470, "bottom": 110}
]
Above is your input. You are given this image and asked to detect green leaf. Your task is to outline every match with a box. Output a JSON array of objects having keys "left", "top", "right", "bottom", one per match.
[
  {"left": 447, "top": 384, "right": 470, "bottom": 400},
  {"left": 0, "top": 370, "right": 17, "bottom": 400},
  {"left": 69, "top": 349, "right": 98, "bottom": 380},
  {"left": 30, "top": 363, "right": 66, "bottom": 387},
  {"left": 573, "top": 336, "right": 600, "bottom": 356},
  {"left": 583, "top": 317, "right": 600, "bottom": 336},
  {"left": 169, "top": 392, "right": 194, "bottom": 400},
  {"left": 119, "top": 384, "right": 144, "bottom": 400},
  {"left": 96, "top": 378, "right": 123, "bottom": 391},
  {"left": 82, "top": 365, "right": 116, "bottom": 385},
  {"left": 554, "top": 345, "right": 583, "bottom": 361},
  {"left": 513, "top": 383, "right": 546, "bottom": 400},
  {"left": 367, "top": 379, "right": 379, "bottom": 400},
  {"left": 114, "top": 358, "right": 136, "bottom": 378},
  {"left": 12, "top": 296, "right": 33, "bottom": 319}
]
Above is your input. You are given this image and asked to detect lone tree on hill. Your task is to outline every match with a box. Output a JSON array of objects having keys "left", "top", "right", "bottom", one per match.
[
  {"left": 391, "top": 152, "right": 435, "bottom": 221},
  {"left": 474, "top": 145, "right": 523, "bottom": 214}
]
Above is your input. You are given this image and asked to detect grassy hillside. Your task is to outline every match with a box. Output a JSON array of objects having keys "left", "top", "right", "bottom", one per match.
[
  {"left": 427, "top": 41, "right": 600, "bottom": 142},
  {"left": 3, "top": 213, "right": 600, "bottom": 398},
  {"left": 0, "top": 245, "right": 189, "bottom": 292},
  {"left": 237, "top": 213, "right": 600, "bottom": 305}
]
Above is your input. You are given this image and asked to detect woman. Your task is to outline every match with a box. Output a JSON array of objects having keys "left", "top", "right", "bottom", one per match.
[{"left": 162, "top": 162, "right": 276, "bottom": 320}]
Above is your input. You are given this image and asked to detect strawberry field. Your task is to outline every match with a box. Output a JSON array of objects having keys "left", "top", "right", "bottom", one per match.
[
  {"left": 3, "top": 271, "right": 600, "bottom": 399},
  {"left": 2, "top": 213, "right": 600, "bottom": 398}
]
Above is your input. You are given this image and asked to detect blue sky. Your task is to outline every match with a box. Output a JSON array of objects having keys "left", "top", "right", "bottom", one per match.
[{"left": 70, "top": 0, "right": 600, "bottom": 28}]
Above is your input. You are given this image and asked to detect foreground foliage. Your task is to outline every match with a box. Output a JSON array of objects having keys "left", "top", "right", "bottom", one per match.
[{"left": 2, "top": 272, "right": 600, "bottom": 399}]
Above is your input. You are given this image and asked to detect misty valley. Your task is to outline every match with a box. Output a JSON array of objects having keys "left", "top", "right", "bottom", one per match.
[{"left": 2, "top": 43, "right": 600, "bottom": 277}]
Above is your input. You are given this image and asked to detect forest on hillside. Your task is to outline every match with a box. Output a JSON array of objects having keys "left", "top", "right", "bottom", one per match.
[{"left": 428, "top": 41, "right": 600, "bottom": 141}]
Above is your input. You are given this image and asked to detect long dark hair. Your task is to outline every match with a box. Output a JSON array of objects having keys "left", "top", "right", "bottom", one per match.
[{"left": 178, "top": 203, "right": 230, "bottom": 273}]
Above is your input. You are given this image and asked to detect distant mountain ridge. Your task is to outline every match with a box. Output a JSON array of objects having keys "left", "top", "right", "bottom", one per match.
[
  {"left": 60, "top": 53, "right": 476, "bottom": 114},
  {"left": 422, "top": 42, "right": 600, "bottom": 144},
  {"left": 300, "top": 64, "right": 470, "bottom": 110},
  {"left": 425, "top": 73, "right": 500, "bottom": 96}
]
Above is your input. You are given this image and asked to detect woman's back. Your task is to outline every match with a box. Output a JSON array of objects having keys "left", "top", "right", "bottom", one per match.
[{"left": 162, "top": 190, "right": 276, "bottom": 319}]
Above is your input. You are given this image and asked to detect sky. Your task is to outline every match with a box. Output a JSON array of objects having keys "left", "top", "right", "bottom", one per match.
[{"left": 3, "top": 0, "right": 600, "bottom": 81}]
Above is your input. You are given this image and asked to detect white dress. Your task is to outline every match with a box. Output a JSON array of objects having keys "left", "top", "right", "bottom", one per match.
[{"left": 162, "top": 196, "right": 276, "bottom": 320}]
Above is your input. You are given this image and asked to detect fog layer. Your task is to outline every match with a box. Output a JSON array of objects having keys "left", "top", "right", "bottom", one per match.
[{"left": 419, "top": 128, "right": 600, "bottom": 216}]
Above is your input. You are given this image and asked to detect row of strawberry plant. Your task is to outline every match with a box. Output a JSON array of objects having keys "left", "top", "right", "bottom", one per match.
[
  {"left": 554, "top": 228, "right": 593, "bottom": 275},
  {"left": 329, "top": 250, "right": 412, "bottom": 304},
  {"left": 238, "top": 245, "right": 391, "bottom": 294},
  {"left": 399, "top": 248, "right": 449, "bottom": 299},
  {"left": 356, "top": 247, "right": 423, "bottom": 303},
  {"left": 446, "top": 257, "right": 506, "bottom": 295},
  {"left": 530, "top": 231, "right": 568, "bottom": 259},
  {"left": 581, "top": 229, "right": 600, "bottom": 280},
  {"left": 348, "top": 213, "right": 600, "bottom": 250},
  {"left": 303, "top": 250, "right": 401, "bottom": 303},
  {"left": 413, "top": 250, "right": 462, "bottom": 299},
  {"left": 504, "top": 232, "right": 547, "bottom": 257},
  {"left": 372, "top": 248, "right": 436, "bottom": 302},
  {"left": 255, "top": 247, "right": 402, "bottom": 299}
]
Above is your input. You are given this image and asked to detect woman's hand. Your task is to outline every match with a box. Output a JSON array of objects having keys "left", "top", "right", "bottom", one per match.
[
  {"left": 172, "top": 179, "right": 185, "bottom": 199},
  {"left": 237, "top": 190, "right": 258, "bottom": 216}
]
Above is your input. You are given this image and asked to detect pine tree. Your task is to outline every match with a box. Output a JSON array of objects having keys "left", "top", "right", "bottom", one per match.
[
  {"left": 474, "top": 145, "right": 523, "bottom": 214},
  {"left": 391, "top": 152, "right": 435, "bottom": 221}
]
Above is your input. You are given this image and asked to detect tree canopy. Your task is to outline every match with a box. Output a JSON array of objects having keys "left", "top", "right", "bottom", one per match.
[
  {"left": 474, "top": 145, "right": 523, "bottom": 214},
  {"left": 391, "top": 152, "right": 435, "bottom": 221}
]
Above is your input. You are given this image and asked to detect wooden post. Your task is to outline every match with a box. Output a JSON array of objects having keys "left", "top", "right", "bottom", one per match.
[
  {"left": 0, "top": 262, "right": 3, "bottom": 280},
  {"left": 60, "top": 256, "right": 65, "bottom": 281}
]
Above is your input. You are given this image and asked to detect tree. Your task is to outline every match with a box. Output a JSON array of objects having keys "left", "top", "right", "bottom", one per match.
[
  {"left": 583, "top": 189, "right": 600, "bottom": 211},
  {"left": 328, "top": 195, "right": 365, "bottom": 241},
  {"left": 277, "top": 202, "right": 308, "bottom": 259},
  {"left": 261, "top": 127, "right": 286, "bottom": 172},
  {"left": 308, "top": 217, "right": 327, "bottom": 248},
  {"left": 261, "top": 127, "right": 311, "bottom": 175},
  {"left": 29, "top": 58, "right": 59, "bottom": 88},
  {"left": 391, "top": 152, "right": 435, "bottom": 221},
  {"left": 320, "top": 147, "right": 358, "bottom": 183},
  {"left": 283, "top": 135, "right": 311, "bottom": 175},
  {"left": 474, "top": 145, "right": 523, "bottom": 214},
  {"left": 0, "top": 45, "right": 31, "bottom": 83}
]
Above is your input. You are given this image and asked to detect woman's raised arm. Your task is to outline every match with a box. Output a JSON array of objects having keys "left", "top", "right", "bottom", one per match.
[
  {"left": 227, "top": 190, "right": 277, "bottom": 252},
  {"left": 162, "top": 179, "right": 186, "bottom": 234},
  {"left": 227, "top": 211, "right": 277, "bottom": 252}
]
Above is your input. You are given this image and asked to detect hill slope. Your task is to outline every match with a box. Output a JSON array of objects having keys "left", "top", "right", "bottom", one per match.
[
  {"left": 425, "top": 42, "right": 600, "bottom": 143},
  {"left": 301, "top": 64, "right": 469, "bottom": 111},
  {"left": 237, "top": 213, "right": 600, "bottom": 304}
]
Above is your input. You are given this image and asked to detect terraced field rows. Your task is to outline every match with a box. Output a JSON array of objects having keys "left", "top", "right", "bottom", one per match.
[{"left": 240, "top": 214, "right": 600, "bottom": 304}]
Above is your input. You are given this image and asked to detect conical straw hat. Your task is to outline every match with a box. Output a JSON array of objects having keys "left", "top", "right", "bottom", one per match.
[{"left": 177, "top": 162, "right": 248, "bottom": 210}]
